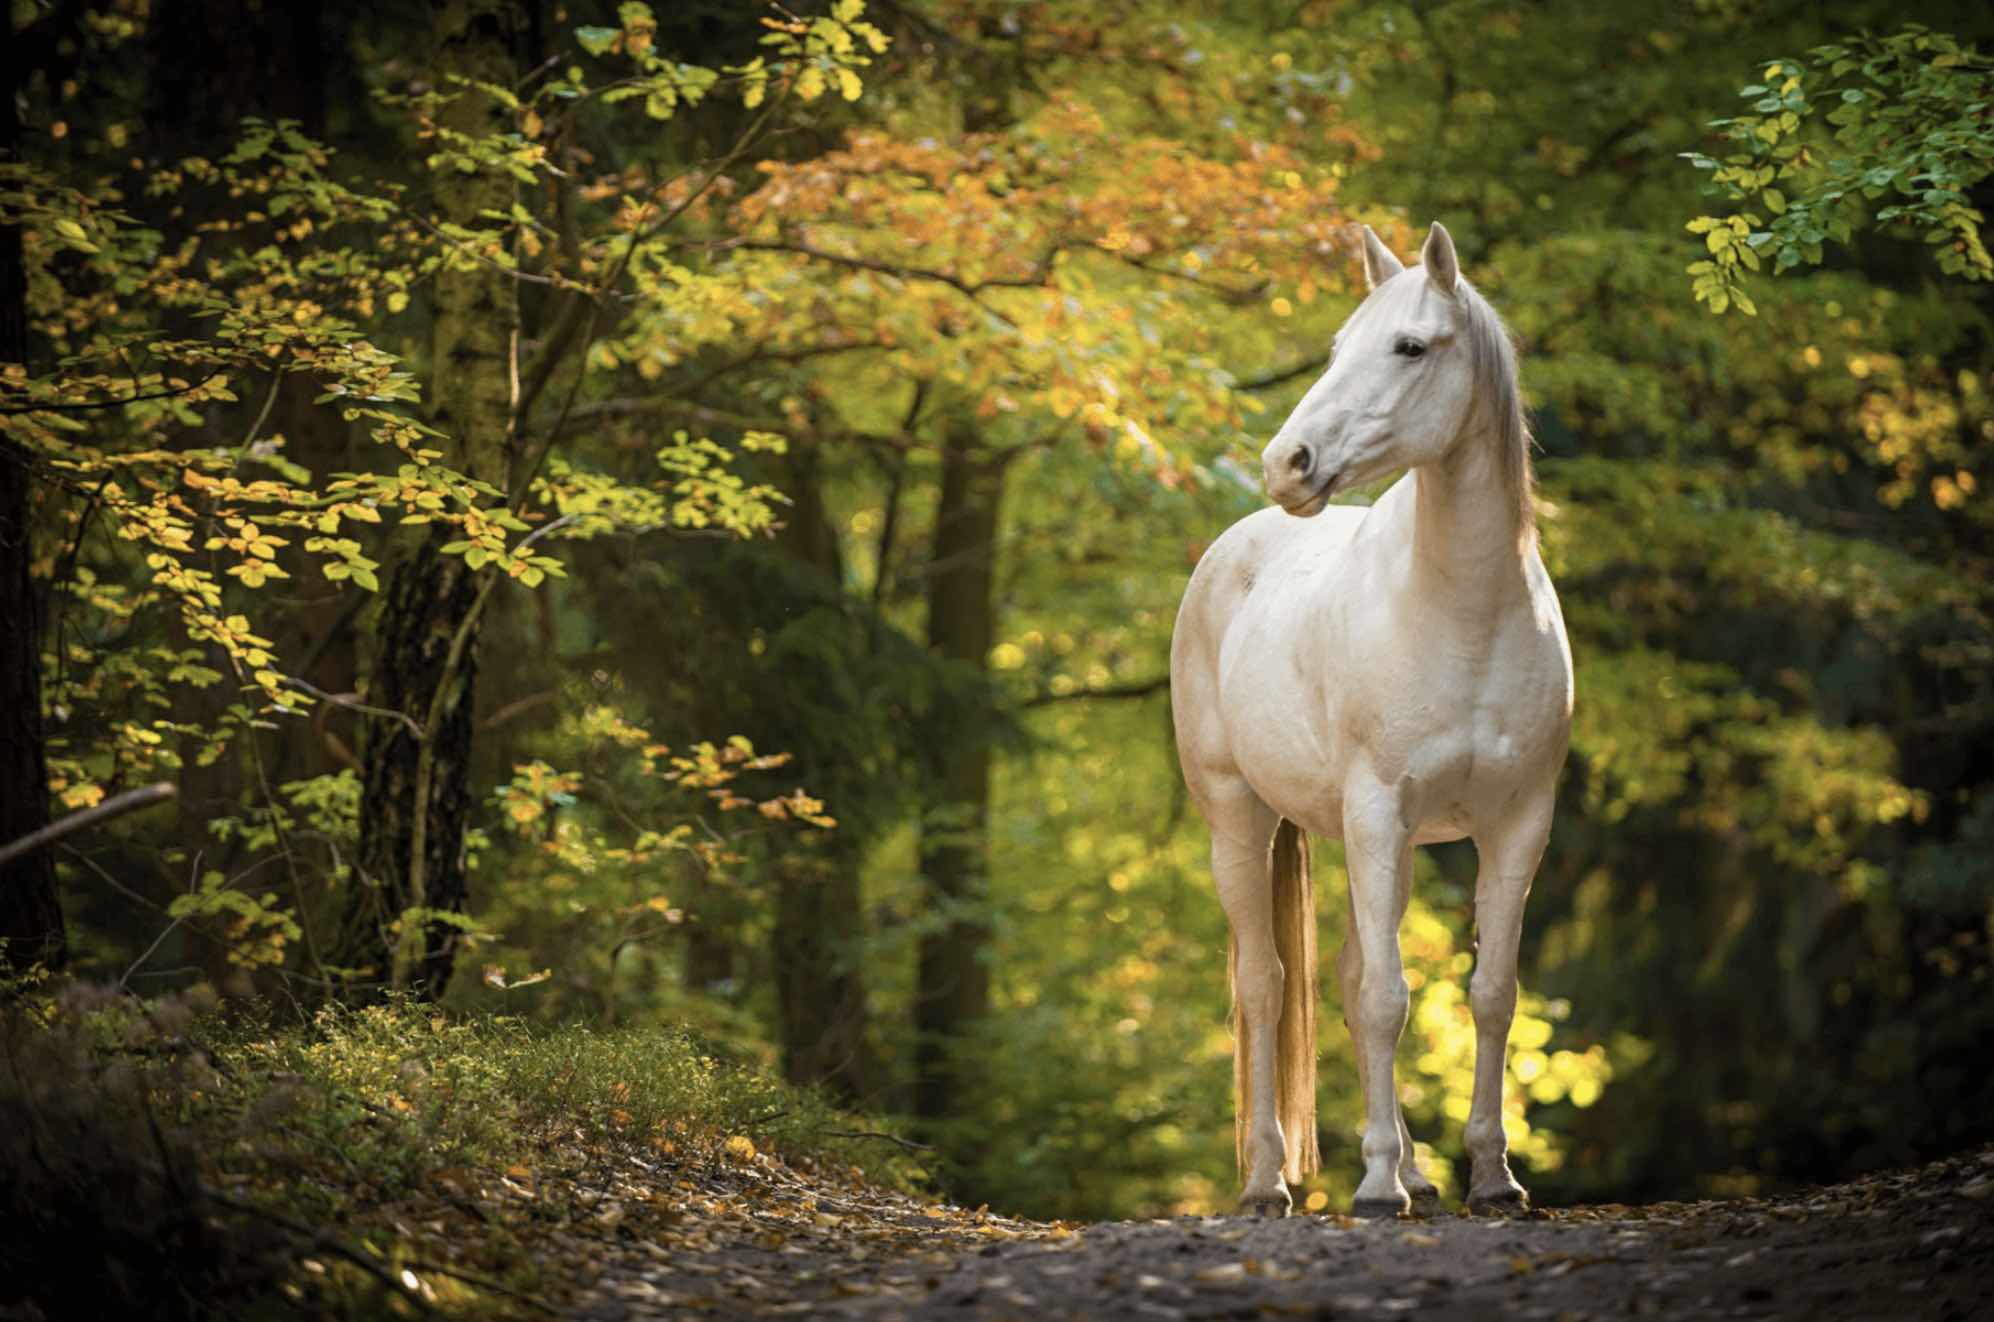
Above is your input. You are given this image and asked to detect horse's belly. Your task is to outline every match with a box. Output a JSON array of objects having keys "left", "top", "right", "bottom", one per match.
[{"left": 1243, "top": 761, "right": 1349, "bottom": 841}]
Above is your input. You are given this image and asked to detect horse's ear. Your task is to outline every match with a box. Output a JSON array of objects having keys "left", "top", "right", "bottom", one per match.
[
  {"left": 1421, "top": 221, "right": 1459, "bottom": 296},
  {"left": 1360, "top": 225, "right": 1405, "bottom": 291}
]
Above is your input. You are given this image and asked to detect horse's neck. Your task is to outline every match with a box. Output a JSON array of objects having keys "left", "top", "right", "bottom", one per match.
[{"left": 1404, "top": 428, "right": 1531, "bottom": 618}]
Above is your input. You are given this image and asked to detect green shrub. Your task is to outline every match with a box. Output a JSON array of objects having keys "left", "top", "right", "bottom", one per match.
[{"left": 0, "top": 985, "right": 923, "bottom": 1319}]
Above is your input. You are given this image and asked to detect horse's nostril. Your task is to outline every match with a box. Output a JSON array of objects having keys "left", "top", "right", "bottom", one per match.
[{"left": 1289, "top": 447, "right": 1313, "bottom": 476}]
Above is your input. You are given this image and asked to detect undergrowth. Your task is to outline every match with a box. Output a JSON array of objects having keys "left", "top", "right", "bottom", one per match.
[{"left": 0, "top": 983, "right": 923, "bottom": 1320}]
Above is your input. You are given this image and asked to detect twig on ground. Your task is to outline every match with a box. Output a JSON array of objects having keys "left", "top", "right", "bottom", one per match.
[
  {"left": 403, "top": 1259, "right": 560, "bottom": 1315},
  {"left": 201, "top": 1185, "right": 442, "bottom": 1316},
  {"left": 822, "top": 1129, "right": 934, "bottom": 1153}
]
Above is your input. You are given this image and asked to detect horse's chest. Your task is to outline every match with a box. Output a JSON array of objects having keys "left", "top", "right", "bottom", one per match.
[
  {"left": 1222, "top": 606, "right": 1562, "bottom": 838},
  {"left": 1390, "top": 705, "right": 1528, "bottom": 834},
  {"left": 1361, "top": 636, "right": 1568, "bottom": 828}
]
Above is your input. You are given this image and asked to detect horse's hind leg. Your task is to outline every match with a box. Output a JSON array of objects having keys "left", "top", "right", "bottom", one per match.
[
  {"left": 1337, "top": 898, "right": 1439, "bottom": 1213},
  {"left": 1207, "top": 778, "right": 1289, "bottom": 1216},
  {"left": 1464, "top": 793, "right": 1555, "bottom": 1214}
]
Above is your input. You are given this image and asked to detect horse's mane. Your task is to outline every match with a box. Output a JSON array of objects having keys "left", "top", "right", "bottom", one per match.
[{"left": 1454, "top": 275, "right": 1537, "bottom": 543}]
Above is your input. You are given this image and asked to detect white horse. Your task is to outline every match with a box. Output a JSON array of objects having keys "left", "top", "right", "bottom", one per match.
[{"left": 1171, "top": 222, "right": 1573, "bottom": 1218}]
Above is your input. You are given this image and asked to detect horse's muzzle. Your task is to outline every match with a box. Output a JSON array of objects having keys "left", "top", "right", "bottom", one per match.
[{"left": 1272, "top": 467, "right": 1338, "bottom": 517}]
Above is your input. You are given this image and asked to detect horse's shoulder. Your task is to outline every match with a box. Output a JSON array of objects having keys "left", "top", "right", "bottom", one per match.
[{"left": 1184, "top": 505, "right": 1369, "bottom": 637}]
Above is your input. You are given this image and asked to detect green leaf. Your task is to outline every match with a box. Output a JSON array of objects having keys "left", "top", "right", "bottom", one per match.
[{"left": 576, "top": 26, "right": 618, "bottom": 56}]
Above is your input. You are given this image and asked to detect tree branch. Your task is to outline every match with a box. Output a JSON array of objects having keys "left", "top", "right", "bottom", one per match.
[
  {"left": 1022, "top": 675, "right": 1170, "bottom": 707},
  {"left": 1237, "top": 358, "right": 1322, "bottom": 392},
  {"left": 1108, "top": 252, "right": 1268, "bottom": 303},
  {"left": 278, "top": 675, "right": 423, "bottom": 741},
  {"left": 0, "top": 370, "right": 226, "bottom": 416},
  {"left": 668, "top": 336, "right": 894, "bottom": 398},
  {"left": 0, "top": 782, "right": 177, "bottom": 869},
  {"left": 513, "top": 286, "right": 596, "bottom": 425},
  {"left": 562, "top": 396, "right": 917, "bottom": 452},
  {"left": 717, "top": 237, "right": 1053, "bottom": 298}
]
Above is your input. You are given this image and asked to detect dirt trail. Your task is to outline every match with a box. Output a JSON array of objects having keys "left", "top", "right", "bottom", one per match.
[{"left": 575, "top": 1146, "right": 1994, "bottom": 1320}]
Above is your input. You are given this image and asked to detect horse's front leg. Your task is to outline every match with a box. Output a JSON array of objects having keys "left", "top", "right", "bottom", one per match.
[
  {"left": 1211, "top": 795, "right": 1289, "bottom": 1216},
  {"left": 1338, "top": 920, "right": 1439, "bottom": 1212},
  {"left": 1343, "top": 777, "right": 1413, "bottom": 1218},
  {"left": 1464, "top": 793, "right": 1555, "bottom": 1214}
]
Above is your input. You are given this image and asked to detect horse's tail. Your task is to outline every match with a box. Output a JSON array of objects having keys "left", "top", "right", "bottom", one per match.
[{"left": 1231, "top": 818, "right": 1320, "bottom": 1183}]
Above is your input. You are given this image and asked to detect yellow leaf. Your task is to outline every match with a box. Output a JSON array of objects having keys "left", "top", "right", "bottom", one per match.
[
  {"left": 724, "top": 1134, "right": 757, "bottom": 1162},
  {"left": 836, "top": 67, "right": 862, "bottom": 101},
  {"left": 60, "top": 782, "right": 107, "bottom": 809}
]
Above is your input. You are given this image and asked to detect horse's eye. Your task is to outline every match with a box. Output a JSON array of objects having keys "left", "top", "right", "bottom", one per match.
[{"left": 1394, "top": 338, "right": 1426, "bottom": 359}]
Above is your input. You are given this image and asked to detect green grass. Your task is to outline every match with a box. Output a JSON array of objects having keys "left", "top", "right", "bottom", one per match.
[{"left": 1, "top": 983, "right": 924, "bottom": 1319}]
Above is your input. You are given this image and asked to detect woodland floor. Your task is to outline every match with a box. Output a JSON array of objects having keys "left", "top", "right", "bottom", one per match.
[{"left": 570, "top": 1145, "right": 1994, "bottom": 1321}]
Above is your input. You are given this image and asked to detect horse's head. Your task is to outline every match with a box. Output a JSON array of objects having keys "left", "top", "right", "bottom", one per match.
[{"left": 1260, "top": 222, "right": 1481, "bottom": 517}]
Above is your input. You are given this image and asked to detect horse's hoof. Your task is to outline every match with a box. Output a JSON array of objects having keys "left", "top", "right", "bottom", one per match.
[
  {"left": 1351, "top": 1195, "right": 1410, "bottom": 1220},
  {"left": 1241, "top": 1193, "right": 1291, "bottom": 1218},
  {"left": 1406, "top": 1185, "right": 1444, "bottom": 1217},
  {"left": 1466, "top": 1186, "right": 1530, "bottom": 1217}
]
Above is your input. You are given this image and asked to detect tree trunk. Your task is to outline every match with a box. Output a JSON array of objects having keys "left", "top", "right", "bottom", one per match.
[
  {"left": 681, "top": 860, "right": 737, "bottom": 996},
  {"left": 147, "top": 0, "right": 338, "bottom": 999},
  {"left": 0, "top": 39, "right": 65, "bottom": 976},
  {"left": 770, "top": 451, "right": 874, "bottom": 1102},
  {"left": 913, "top": 428, "right": 1003, "bottom": 1126},
  {"left": 774, "top": 846, "right": 873, "bottom": 1099},
  {"left": 337, "top": 536, "right": 484, "bottom": 997},
  {"left": 334, "top": 0, "right": 518, "bottom": 1001}
]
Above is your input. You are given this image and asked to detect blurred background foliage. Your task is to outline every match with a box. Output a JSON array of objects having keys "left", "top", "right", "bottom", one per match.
[{"left": 3, "top": 0, "right": 1991, "bottom": 1222}]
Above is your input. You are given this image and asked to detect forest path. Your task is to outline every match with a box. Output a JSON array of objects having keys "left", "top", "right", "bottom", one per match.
[{"left": 574, "top": 1146, "right": 1993, "bottom": 1321}]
